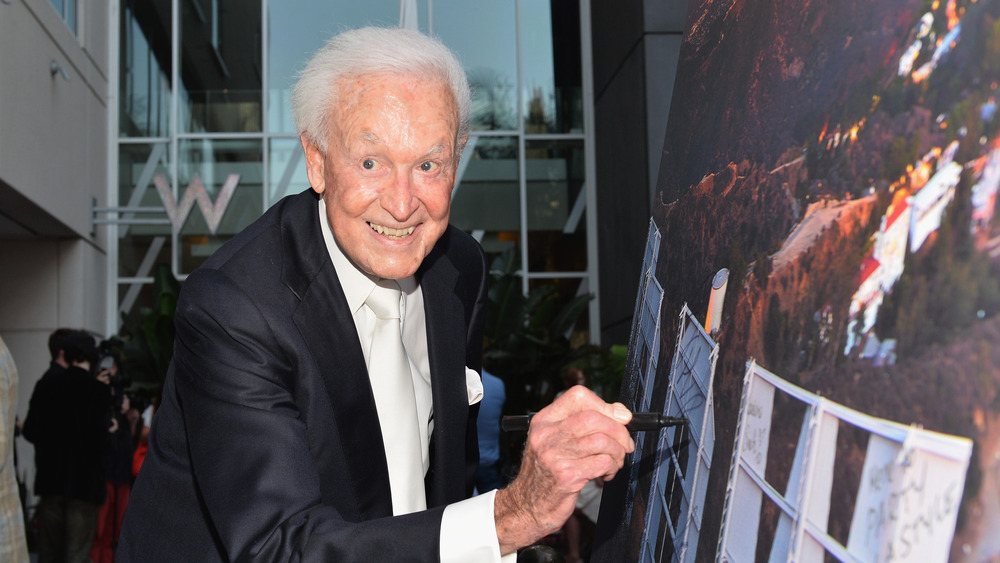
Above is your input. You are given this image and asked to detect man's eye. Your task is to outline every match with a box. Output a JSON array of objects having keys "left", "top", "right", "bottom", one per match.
[
  {"left": 363, "top": 159, "right": 376, "bottom": 170},
  {"left": 419, "top": 161, "right": 436, "bottom": 172}
]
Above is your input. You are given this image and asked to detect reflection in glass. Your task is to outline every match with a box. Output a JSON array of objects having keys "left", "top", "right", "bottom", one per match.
[
  {"left": 526, "top": 139, "right": 586, "bottom": 272},
  {"left": 528, "top": 276, "right": 590, "bottom": 344},
  {"left": 267, "top": 0, "right": 400, "bottom": 134},
  {"left": 177, "top": 140, "right": 263, "bottom": 273},
  {"left": 65, "top": 0, "right": 77, "bottom": 35},
  {"left": 49, "top": 0, "right": 78, "bottom": 35},
  {"left": 120, "top": 1, "right": 172, "bottom": 137},
  {"left": 118, "top": 282, "right": 155, "bottom": 322},
  {"left": 119, "top": 235, "right": 172, "bottom": 281},
  {"left": 118, "top": 143, "right": 173, "bottom": 278},
  {"left": 433, "top": 0, "right": 517, "bottom": 131},
  {"left": 269, "top": 138, "right": 308, "bottom": 205},
  {"left": 521, "top": 0, "right": 583, "bottom": 134},
  {"left": 451, "top": 136, "right": 520, "bottom": 261},
  {"left": 179, "top": 0, "right": 263, "bottom": 133}
]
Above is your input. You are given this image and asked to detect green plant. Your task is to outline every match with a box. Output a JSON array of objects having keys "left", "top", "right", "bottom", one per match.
[{"left": 116, "top": 264, "right": 179, "bottom": 398}]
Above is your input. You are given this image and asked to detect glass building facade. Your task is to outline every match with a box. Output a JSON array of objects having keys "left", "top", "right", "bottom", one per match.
[{"left": 113, "top": 0, "right": 599, "bottom": 342}]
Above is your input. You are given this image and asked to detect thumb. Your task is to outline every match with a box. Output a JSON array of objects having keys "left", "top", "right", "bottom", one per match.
[{"left": 604, "top": 402, "right": 633, "bottom": 425}]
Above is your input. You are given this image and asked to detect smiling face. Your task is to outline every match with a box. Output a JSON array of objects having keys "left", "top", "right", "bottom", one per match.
[{"left": 303, "top": 72, "right": 463, "bottom": 280}]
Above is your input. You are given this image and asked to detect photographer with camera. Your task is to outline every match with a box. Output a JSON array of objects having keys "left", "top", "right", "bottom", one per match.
[
  {"left": 90, "top": 340, "right": 134, "bottom": 563},
  {"left": 22, "top": 329, "right": 113, "bottom": 563}
]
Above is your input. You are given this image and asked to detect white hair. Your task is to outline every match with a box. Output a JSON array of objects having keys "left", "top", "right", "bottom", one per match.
[{"left": 292, "top": 26, "right": 472, "bottom": 154}]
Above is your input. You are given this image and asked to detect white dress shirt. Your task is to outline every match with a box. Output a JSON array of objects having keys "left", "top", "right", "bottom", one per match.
[{"left": 318, "top": 200, "right": 513, "bottom": 562}]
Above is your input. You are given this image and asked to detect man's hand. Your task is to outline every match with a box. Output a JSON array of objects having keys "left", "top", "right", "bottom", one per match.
[{"left": 494, "top": 386, "right": 635, "bottom": 555}]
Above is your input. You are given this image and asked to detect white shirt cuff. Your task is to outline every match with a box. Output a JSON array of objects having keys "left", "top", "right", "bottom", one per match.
[{"left": 440, "top": 489, "right": 517, "bottom": 563}]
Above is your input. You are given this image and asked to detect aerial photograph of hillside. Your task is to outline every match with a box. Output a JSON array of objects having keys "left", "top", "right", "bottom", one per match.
[{"left": 597, "top": 0, "right": 1000, "bottom": 560}]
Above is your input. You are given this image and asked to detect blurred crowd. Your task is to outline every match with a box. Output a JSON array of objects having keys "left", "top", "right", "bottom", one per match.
[{"left": 1, "top": 329, "right": 157, "bottom": 563}]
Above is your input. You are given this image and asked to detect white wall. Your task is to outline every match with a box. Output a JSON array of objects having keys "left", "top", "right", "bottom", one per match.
[
  {"left": 0, "top": 238, "right": 108, "bottom": 503},
  {"left": 0, "top": 0, "right": 110, "bottom": 241},
  {"left": 0, "top": 0, "right": 112, "bottom": 381}
]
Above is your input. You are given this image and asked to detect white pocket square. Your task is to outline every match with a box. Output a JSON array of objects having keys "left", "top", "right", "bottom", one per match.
[{"left": 465, "top": 367, "right": 484, "bottom": 405}]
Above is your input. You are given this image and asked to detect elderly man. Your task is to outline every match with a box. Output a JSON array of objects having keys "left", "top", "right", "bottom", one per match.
[{"left": 117, "top": 27, "right": 633, "bottom": 561}]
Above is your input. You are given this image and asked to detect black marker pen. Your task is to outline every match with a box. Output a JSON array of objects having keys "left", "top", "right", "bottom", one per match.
[{"left": 501, "top": 412, "right": 689, "bottom": 432}]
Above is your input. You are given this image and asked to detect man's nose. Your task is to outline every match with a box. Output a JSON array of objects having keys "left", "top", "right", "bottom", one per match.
[{"left": 382, "top": 169, "right": 419, "bottom": 220}]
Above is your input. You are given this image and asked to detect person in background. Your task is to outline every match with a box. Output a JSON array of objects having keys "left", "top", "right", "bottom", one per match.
[
  {"left": 0, "top": 335, "right": 29, "bottom": 563},
  {"left": 475, "top": 369, "right": 507, "bottom": 493},
  {"left": 90, "top": 344, "right": 133, "bottom": 563},
  {"left": 118, "top": 26, "right": 633, "bottom": 562},
  {"left": 22, "top": 329, "right": 112, "bottom": 563},
  {"left": 130, "top": 396, "right": 156, "bottom": 479},
  {"left": 559, "top": 366, "right": 586, "bottom": 398}
]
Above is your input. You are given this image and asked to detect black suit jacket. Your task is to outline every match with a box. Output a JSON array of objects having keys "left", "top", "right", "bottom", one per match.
[
  {"left": 22, "top": 363, "right": 111, "bottom": 504},
  {"left": 118, "top": 189, "right": 488, "bottom": 561}
]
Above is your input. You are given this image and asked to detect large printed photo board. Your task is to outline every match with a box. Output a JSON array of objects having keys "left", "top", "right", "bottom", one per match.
[{"left": 593, "top": 0, "right": 1000, "bottom": 560}]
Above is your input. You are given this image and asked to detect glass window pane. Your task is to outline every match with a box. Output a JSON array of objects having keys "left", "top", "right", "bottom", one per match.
[
  {"left": 119, "top": 235, "right": 172, "bottom": 280},
  {"left": 450, "top": 136, "right": 520, "bottom": 262},
  {"left": 268, "top": 137, "right": 308, "bottom": 205},
  {"left": 521, "top": 0, "right": 583, "bottom": 134},
  {"left": 118, "top": 282, "right": 155, "bottom": 322},
  {"left": 267, "top": 0, "right": 403, "bottom": 134},
  {"left": 528, "top": 276, "right": 591, "bottom": 345},
  {"left": 118, "top": 143, "right": 173, "bottom": 278},
  {"left": 525, "top": 139, "right": 586, "bottom": 272},
  {"left": 66, "top": 0, "right": 77, "bottom": 35},
  {"left": 176, "top": 140, "right": 263, "bottom": 274},
  {"left": 180, "top": 0, "right": 263, "bottom": 133},
  {"left": 433, "top": 0, "right": 517, "bottom": 131},
  {"left": 120, "top": 1, "right": 172, "bottom": 137}
]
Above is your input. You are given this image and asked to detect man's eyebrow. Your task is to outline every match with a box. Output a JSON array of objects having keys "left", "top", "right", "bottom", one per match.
[{"left": 424, "top": 143, "right": 448, "bottom": 156}]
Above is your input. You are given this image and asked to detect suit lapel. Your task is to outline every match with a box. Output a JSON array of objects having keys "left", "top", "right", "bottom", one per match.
[
  {"left": 418, "top": 240, "right": 471, "bottom": 506},
  {"left": 282, "top": 191, "right": 393, "bottom": 520}
]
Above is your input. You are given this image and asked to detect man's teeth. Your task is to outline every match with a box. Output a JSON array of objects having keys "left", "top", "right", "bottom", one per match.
[{"left": 369, "top": 223, "right": 415, "bottom": 238}]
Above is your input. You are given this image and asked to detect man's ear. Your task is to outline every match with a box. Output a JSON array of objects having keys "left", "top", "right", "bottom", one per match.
[{"left": 301, "top": 134, "right": 326, "bottom": 194}]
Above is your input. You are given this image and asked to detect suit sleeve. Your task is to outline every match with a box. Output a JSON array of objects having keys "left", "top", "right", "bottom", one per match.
[
  {"left": 170, "top": 269, "right": 444, "bottom": 561},
  {"left": 20, "top": 376, "right": 50, "bottom": 445}
]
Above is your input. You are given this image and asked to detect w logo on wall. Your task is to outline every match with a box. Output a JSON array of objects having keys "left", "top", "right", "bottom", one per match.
[{"left": 152, "top": 173, "right": 239, "bottom": 234}]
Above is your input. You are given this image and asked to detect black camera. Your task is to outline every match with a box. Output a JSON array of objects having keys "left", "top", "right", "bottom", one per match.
[{"left": 96, "top": 338, "right": 131, "bottom": 392}]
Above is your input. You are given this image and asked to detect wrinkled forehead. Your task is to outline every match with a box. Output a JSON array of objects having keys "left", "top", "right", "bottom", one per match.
[{"left": 329, "top": 72, "right": 460, "bottom": 148}]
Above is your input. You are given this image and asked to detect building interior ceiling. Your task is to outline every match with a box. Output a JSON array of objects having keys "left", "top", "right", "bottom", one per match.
[{"left": 128, "top": 0, "right": 262, "bottom": 112}]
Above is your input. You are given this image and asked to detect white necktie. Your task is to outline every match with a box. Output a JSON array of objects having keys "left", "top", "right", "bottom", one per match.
[{"left": 365, "top": 281, "right": 426, "bottom": 515}]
